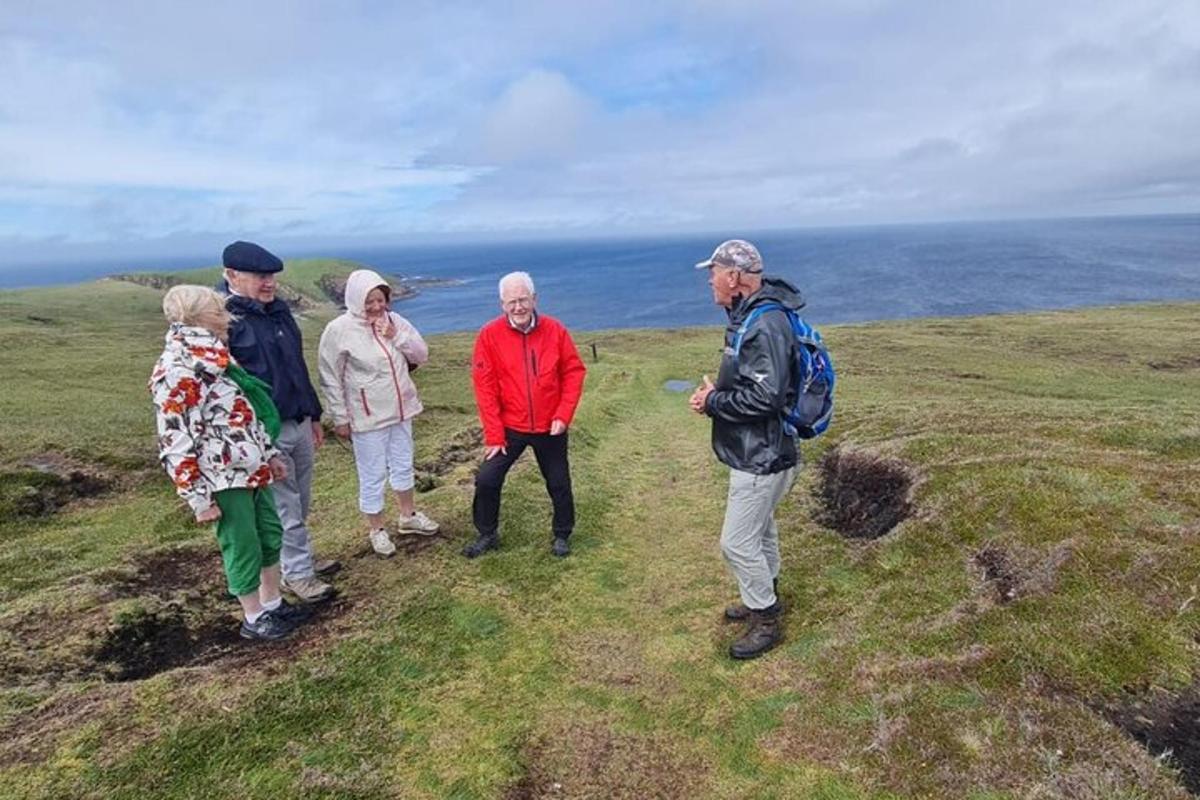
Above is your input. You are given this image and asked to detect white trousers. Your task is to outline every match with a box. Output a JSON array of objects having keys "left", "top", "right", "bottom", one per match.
[{"left": 351, "top": 420, "right": 415, "bottom": 514}]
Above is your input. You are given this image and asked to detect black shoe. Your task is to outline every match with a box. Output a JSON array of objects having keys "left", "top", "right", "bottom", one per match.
[
  {"left": 724, "top": 578, "right": 781, "bottom": 622},
  {"left": 462, "top": 534, "right": 499, "bottom": 559},
  {"left": 729, "top": 606, "right": 782, "bottom": 660},
  {"left": 552, "top": 537, "right": 571, "bottom": 558},
  {"left": 270, "top": 597, "right": 315, "bottom": 626},
  {"left": 239, "top": 609, "right": 296, "bottom": 642}
]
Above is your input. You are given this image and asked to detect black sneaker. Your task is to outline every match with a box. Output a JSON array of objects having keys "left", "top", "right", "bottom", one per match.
[
  {"left": 270, "top": 597, "right": 315, "bottom": 626},
  {"left": 552, "top": 537, "right": 571, "bottom": 558},
  {"left": 729, "top": 605, "right": 783, "bottom": 660},
  {"left": 239, "top": 609, "right": 296, "bottom": 642},
  {"left": 462, "top": 534, "right": 499, "bottom": 559}
]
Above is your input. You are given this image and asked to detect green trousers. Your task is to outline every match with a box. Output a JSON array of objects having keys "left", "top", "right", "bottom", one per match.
[{"left": 213, "top": 487, "right": 283, "bottom": 596}]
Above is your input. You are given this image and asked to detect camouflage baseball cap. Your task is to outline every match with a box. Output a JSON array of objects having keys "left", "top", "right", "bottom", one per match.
[{"left": 694, "top": 239, "right": 763, "bottom": 273}]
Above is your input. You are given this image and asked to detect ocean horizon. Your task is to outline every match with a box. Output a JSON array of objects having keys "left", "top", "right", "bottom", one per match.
[{"left": 3, "top": 214, "right": 1197, "bottom": 335}]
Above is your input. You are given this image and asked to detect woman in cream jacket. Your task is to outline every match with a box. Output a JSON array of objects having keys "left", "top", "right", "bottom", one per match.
[{"left": 318, "top": 269, "right": 438, "bottom": 556}]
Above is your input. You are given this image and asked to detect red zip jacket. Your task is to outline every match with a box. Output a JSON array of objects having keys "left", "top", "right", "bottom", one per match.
[{"left": 471, "top": 313, "right": 587, "bottom": 445}]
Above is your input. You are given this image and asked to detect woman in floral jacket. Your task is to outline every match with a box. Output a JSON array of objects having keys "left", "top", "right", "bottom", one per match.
[
  {"left": 318, "top": 269, "right": 438, "bottom": 557},
  {"left": 150, "top": 285, "right": 310, "bottom": 641}
]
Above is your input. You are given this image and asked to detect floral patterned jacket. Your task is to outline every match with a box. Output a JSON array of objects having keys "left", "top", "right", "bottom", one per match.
[{"left": 149, "top": 324, "right": 279, "bottom": 515}]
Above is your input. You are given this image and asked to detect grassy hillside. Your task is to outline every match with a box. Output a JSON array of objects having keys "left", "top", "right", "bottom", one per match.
[{"left": 1, "top": 273, "right": 1199, "bottom": 799}]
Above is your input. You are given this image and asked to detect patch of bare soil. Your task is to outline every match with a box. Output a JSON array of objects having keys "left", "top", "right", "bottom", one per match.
[
  {"left": 814, "top": 446, "right": 918, "bottom": 540},
  {"left": 1109, "top": 685, "right": 1200, "bottom": 795},
  {"left": 0, "top": 453, "right": 114, "bottom": 518},
  {"left": 414, "top": 425, "right": 482, "bottom": 492},
  {"left": 971, "top": 540, "right": 1074, "bottom": 606},
  {"left": 2, "top": 546, "right": 351, "bottom": 689},
  {"left": 504, "top": 720, "right": 708, "bottom": 800},
  {"left": 0, "top": 683, "right": 138, "bottom": 768},
  {"left": 1148, "top": 356, "right": 1200, "bottom": 371}
]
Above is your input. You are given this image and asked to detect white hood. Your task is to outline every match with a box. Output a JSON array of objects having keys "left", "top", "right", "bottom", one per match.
[{"left": 344, "top": 269, "right": 392, "bottom": 319}]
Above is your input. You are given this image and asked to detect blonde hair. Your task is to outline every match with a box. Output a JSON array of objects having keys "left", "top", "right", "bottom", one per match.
[{"left": 162, "top": 284, "right": 228, "bottom": 325}]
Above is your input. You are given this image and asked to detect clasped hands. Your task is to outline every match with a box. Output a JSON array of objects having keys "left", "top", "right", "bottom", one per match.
[{"left": 689, "top": 375, "right": 715, "bottom": 415}]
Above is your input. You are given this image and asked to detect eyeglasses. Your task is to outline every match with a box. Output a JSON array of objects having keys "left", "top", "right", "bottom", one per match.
[{"left": 502, "top": 296, "right": 533, "bottom": 310}]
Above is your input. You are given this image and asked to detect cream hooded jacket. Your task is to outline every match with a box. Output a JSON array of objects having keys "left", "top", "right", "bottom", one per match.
[{"left": 317, "top": 269, "right": 429, "bottom": 433}]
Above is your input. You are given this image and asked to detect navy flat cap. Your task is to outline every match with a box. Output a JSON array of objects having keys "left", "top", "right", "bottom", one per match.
[{"left": 222, "top": 241, "right": 283, "bottom": 273}]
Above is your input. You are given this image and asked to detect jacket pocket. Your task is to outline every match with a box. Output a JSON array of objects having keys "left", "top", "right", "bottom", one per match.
[{"left": 359, "top": 388, "right": 372, "bottom": 416}]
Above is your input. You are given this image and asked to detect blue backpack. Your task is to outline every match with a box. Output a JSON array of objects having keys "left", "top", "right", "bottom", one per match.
[{"left": 731, "top": 303, "right": 836, "bottom": 439}]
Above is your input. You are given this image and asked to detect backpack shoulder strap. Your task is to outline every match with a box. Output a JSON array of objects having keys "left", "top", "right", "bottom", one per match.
[{"left": 732, "top": 302, "right": 787, "bottom": 356}]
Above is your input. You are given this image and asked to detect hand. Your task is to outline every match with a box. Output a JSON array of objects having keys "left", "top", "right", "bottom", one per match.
[
  {"left": 549, "top": 419, "right": 567, "bottom": 436},
  {"left": 269, "top": 456, "right": 288, "bottom": 481},
  {"left": 311, "top": 420, "right": 325, "bottom": 450},
  {"left": 484, "top": 444, "right": 507, "bottom": 460},
  {"left": 334, "top": 423, "right": 351, "bottom": 440},
  {"left": 195, "top": 505, "right": 222, "bottom": 524},
  {"left": 689, "top": 375, "right": 715, "bottom": 415},
  {"left": 373, "top": 316, "right": 396, "bottom": 339}
]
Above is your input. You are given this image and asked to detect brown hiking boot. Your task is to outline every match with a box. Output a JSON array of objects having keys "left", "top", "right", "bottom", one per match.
[
  {"left": 724, "top": 579, "right": 781, "bottom": 622},
  {"left": 729, "top": 606, "right": 783, "bottom": 660}
]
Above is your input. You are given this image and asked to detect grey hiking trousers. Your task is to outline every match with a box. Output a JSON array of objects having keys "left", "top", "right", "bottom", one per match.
[
  {"left": 720, "top": 466, "right": 798, "bottom": 611},
  {"left": 272, "top": 418, "right": 318, "bottom": 581}
]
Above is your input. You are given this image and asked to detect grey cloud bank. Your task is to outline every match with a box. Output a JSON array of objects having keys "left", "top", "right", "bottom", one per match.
[{"left": 0, "top": 0, "right": 1196, "bottom": 265}]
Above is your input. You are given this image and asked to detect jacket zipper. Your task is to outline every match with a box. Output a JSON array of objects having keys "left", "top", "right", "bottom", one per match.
[
  {"left": 360, "top": 388, "right": 372, "bottom": 416},
  {"left": 370, "top": 322, "right": 406, "bottom": 420},
  {"left": 521, "top": 334, "right": 536, "bottom": 430}
]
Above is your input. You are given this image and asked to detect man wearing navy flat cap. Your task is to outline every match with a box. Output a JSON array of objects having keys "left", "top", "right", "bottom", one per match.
[{"left": 222, "top": 241, "right": 339, "bottom": 604}]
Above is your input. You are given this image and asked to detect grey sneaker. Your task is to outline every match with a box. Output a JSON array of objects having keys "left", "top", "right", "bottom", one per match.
[
  {"left": 239, "top": 609, "right": 296, "bottom": 641},
  {"left": 314, "top": 558, "right": 342, "bottom": 577},
  {"left": 552, "top": 537, "right": 571, "bottom": 557},
  {"left": 281, "top": 574, "right": 337, "bottom": 603},
  {"left": 397, "top": 510, "right": 439, "bottom": 536},
  {"left": 369, "top": 527, "right": 397, "bottom": 557}
]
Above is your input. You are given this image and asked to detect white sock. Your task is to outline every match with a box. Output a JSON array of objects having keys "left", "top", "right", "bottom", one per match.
[
  {"left": 245, "top": 608, "right": 264, "bottom": 624},
  {"left": 262, "top": 596, "right": 282, "bottom": 611}
]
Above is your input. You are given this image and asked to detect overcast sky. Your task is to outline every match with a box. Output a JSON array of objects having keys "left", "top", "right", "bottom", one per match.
[{"left": 1, "top": 0, "right": 1197, "bottom": 263}]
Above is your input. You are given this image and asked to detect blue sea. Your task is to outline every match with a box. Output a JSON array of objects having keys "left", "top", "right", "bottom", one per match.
[{"left": 6, "top": 215, "right": 1198, "bottom": 334}]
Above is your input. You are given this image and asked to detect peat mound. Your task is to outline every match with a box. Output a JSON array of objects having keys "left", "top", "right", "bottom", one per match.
[
  {"left": 414, "top": 426, "right": 482, "bottom": 492},
  {"left": 1109, "top": 684, "right": 1200, "bottom": 795},
  {"left": 814, "top": 446, "right": 918, "bottom": 540},
  {"left": 0, "top": 454, "right": 114, "bottom": 519}
]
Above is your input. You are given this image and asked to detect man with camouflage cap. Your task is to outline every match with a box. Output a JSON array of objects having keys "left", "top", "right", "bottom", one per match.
[{"left": 690, "top": 239, "right": 804, "bottom": 659}]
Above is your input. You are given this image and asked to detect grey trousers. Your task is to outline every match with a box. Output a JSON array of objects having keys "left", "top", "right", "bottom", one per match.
[
  {"left": 720, "top": 466, "right": 798, "bottom": 611},
  {"left": 272, "top": 418, "right": 317, "bottom": 581}
]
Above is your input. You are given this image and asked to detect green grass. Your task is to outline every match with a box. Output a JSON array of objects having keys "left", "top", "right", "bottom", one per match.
[{"left": 1, "top": 273, "right": 1199, "bottom": 798}]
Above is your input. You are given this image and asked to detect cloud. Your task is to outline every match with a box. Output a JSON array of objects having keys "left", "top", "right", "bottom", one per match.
[{"left": 0, "top": 0, "right": 1197, "bottom": 261}]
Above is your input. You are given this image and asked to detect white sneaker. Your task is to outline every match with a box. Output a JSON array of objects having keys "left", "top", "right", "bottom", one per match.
[
  {"left": 368, "top": 527, "right": 396, "bottom": 557},
  {"left": 397, "top": 510, "right": 439, "bottom": 536}
]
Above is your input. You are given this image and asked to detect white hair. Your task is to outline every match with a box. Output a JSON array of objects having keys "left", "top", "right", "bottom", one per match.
[
  {"left": 498, "top": 271, "right": 535, "bottom": 298},
  {"left": 162, "top": 284, "right": 227, "bottom": 325}
]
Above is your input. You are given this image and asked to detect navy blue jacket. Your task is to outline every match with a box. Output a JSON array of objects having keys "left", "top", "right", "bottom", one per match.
[{"left": 224, "top": 293, "right": 323, "bottom": 423}]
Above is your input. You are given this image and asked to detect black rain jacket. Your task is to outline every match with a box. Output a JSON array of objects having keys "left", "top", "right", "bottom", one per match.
[{"left": 704, "top": 276, "right": 804, "bottom": 475}]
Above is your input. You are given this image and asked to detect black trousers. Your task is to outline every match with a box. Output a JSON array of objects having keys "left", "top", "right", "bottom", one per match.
[{"left": 472, "top": 428, "right": 575, "bottom": 540}]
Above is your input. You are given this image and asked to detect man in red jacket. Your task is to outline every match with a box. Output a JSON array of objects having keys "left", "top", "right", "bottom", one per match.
[{"left": 465, "top": 270, "right": 587, "bottom": 558}]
